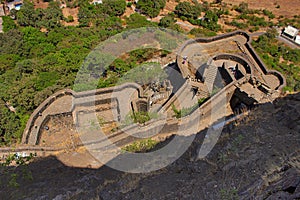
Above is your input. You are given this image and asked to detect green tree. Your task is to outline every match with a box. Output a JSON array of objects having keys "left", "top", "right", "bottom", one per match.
[
  {"left": 2, "top": 16, "right": 17, "bottom": 32},
  {"left": 126, "top": 13, "right": 156, "bottom": 29},
  {"left": 200, "top": 10, "right": 221, "bottom": 31},
  {"left": 175, "top": 1, "right": 201, "bottom": 20},
  {"left": 235, "top": 2, "right": 249, "bottom": 14},
  {"left": 16, "top": 1, "right": 36, "bottom": 27},
  {"left": 159, "top": 13, "right": 177, "bottom": 28},
  {"left": 102, "top": 0, "right": 126, "bottom": 16},
  {"left": 136, "top": 0, "right": 166, "bottom": 18},
  {"left": 0, "top": 103, "right": 21, "bottom": 145},
  {"left": 40, "top": 1, "right": 63, "bottom": 29}
]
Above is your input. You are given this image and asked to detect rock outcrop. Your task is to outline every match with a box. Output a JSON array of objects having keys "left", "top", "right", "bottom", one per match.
[{"left": 0, "top": 93, "right": 299, "bottom": 199}]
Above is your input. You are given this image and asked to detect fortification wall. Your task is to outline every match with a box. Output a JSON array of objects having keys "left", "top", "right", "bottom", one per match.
[
  {"left": 177, "top": 30, "right": 286, "bottom": 90},
  {"left": 22, "top": 83, "right": 145, "bottom": 144},
  {"left": 21, "top": 31, "right": 286, "bottom": 148}
]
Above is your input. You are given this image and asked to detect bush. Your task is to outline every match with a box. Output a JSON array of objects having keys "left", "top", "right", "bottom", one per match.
[
  {"left": 159, "top": 14, "right": 176, "bottom": 28},
  {"left": 234, "top": 2, "right": 249, "bottom": 13},
  {"left": 136, "top": 0, "right": 166, "bottom": 18},
  {"left": 172, "top": 98, "right": 208, "bottom": 118},
  {"left": 65, "top": 15, "right": 74, "bottom": 22},
  {"left": 127, "top": 2, "right": 132, "bottom": 7},
  {"left": 102, "top": 0, "right": 126, "bottom": 16},
  {"left": 200, "top": 10, "right": 221, "bottom": 31},
  {"left": 122, "top": 139, "right": 158, "bottom": 152},
  {"left": 126, "top": 13, "right": 157, "bottom": 28},
  {"left": 230, "top": 20, "right": 248, "bottom": 29},
  {"left": 190, "top": 28, "right": 217, "bottom": 37},
  {"left": 263, "top": 9, "right": 275, "bottom": 19},
  {"left": 175, "top": 1, "right": 201, "bottom": 20},
  {"left": 2, "top": 16, "right": 17, "bottom": 32}
]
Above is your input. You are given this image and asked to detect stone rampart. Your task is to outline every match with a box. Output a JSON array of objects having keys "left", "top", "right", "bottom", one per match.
[{"left": 22, "top": 83, "right": 145, "bottom": 144}]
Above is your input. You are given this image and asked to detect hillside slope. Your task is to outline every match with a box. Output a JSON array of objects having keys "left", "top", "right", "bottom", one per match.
[{"left": 0, "top": 93, "right": 299, "bottom": 199}]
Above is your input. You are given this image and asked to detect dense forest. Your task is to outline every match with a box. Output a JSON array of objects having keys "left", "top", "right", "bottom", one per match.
[{"left": 0, "top": 0, "right": 299, "bottom": 145}]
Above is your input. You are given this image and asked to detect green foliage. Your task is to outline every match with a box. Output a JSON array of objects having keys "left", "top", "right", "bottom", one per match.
[
  {"left": 154, "top": 31, "right": 179, "bottom": 50},
  {"left": 120, "top": 62, "right": 167, "bottom": 86},
  {"left": 102, "top": 0, "right": 126, "bottom": 16},
  {"left": 220, "top": 188, "right": 239, "bottom": 200},
  {"left": 252, "top": 34, "right": 300, "bottom": 91},
  {"left": 172, "top": 98, "right": 208, "bottom": 118},
  {"left": 277, "top": 15, "right": 300, "bottom": 29},
  {"left": 77, "top": 0, "right": 125, "bottom": 27},
  {"left": 16, "top": 1, "right": 36, "bottom": 27},
  {"left": 234, "top": 2, "right": 249, "bottom": 14},
  {"left": 159, "top": 13, "right": 177, "bottom": 28},
  {"left": 0, "top": 153, "right": 35, "bottom": 188},
  {"left": 127, "top": 2, "right": 132, "bottom": 7},
  {"left": 122, "top": 138, "right": 158, "bottom": 152},
  {"left": 0, "top": 54, "right": 20, "bottom": 75},
  {"left": 136, "top": 0, "right": 166, "bottom": 18},
  {"left": 132, "top": 111, "right": 151, "bottom": 124},
  {"left": 0, "top": 21, "right": 125, "bottom": 145},
  {"left": 199, "top": 10, "right": 221, "bottom": 31},
  {"left": 230, "top": 20, "right": 248, "bottom": 29},
  {"left": 0, "top": 104, "right": 21, "bottom": 145},
  {"left": 34, "top": 72, "right": 59, "bottom": 91},
  {"left": 126, "top": 13, "right": 157, "bottom": 29},
  {"left": 122, "top": 111, "right": 159, "bottom": 126},
  {"left": 2, "top": 16, "right": 17, "bottom": 32},
  {"left": 17, "top": 1, "right": 63, "bottom": 29},
  {"left": 65, "top": 15, "right": 74, "bottom": 22},
  {"left": 190, "top": 28, "right": 217, "bottom": 37},
  {"left": 175, "top": 1, "right": 201, "bottom": 20},
  {"left": 263, "top": 9, "right": 275, "bottom": 19}
]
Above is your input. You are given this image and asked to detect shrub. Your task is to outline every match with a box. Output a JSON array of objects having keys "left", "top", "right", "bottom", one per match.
[
  {"left": 65, "top": 15, "right": 74, "bottom": 22},
  {"left": 159, "top": 14, "right": 177, "bottom": 28},
  {"left": 122, "top": 138, "right": 158, "bottom": 152},
  {"left": 2, "top": 16, "right": 17, "bottom": 32},
  {"left": 190, "top": 28, "right": 217, "bottom": 37},
  {"left": 175, "top": 1, "right": 201, "bottom": 20},
  {"left": 136, "top": 0, "right": 166, "bottom": 18},
  {"left": 234, "top": 2, "right": 248, "bottom": 14}
]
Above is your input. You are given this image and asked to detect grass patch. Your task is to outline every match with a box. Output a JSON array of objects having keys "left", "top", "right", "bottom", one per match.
[
  {"left": 121, "top": 138, "right": 158, "bottom": 152},
  {"left": 172, "top": 97, "right": 208, "bottom": 118}
]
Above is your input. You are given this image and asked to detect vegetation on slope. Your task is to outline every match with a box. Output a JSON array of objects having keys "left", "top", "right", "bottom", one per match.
[
  {"left": 0, "top": 0, "right": 299, "bottom": 145},
  {"left": 252, "top": 29, "right": 300, "bottom": 92}
]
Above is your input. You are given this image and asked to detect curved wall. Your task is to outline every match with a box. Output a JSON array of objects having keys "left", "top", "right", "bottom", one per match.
[
  {"left": 22, "top": 83, "right": 145, "bottom": 144},
  {"left": 177, "top": 30, "right": 286, "bottom": 90}
]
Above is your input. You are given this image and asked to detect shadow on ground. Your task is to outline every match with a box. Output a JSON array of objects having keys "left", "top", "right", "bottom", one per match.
[{"left": 0, "top": 93, "right": 300, "bottom": 200}]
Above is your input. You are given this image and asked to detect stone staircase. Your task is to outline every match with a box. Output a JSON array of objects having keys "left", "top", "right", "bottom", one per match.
[{"left": 203, "top": 64, "right": 218, "bottom": 93}]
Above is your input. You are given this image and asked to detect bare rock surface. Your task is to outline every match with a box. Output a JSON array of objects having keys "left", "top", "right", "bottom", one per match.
[{"left": 0, "top": 93, "right": 299, "bottom": 199}]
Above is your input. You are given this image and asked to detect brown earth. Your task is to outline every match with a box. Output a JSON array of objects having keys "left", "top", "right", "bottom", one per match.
[
  {"left": 205, "top": 0, "right": 300, "bottom": 18},
  {"left": 61, "top": 7, "right": 79, "bottom": 26},
  {"left": 33, "top": 0, "right": 48, "bottom": 9},
  {"left": 1, "top": 92, "right": 299, "bottom": 199}
]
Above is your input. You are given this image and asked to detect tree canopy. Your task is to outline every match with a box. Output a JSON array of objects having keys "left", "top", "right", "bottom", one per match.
[
  {"left": 136, "top": 0, "right": 166, "bottom": 18},
  {"left": 175, "top": 1, "right": 202, "bottom": 20}
]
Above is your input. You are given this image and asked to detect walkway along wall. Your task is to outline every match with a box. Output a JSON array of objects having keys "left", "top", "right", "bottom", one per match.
[
  {"left": 22, "top": 83, "right": 145, "bottom": 145},
  {"left": 177, "top": 30, "right": 286, "bottom": 90}
]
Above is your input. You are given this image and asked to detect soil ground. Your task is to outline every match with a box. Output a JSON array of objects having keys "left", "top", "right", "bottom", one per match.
[
  {"left": 61, "top": 7, "right": 79, "bottom": 26},
  {"left": 205, "top": 0, "right": 300, "bottom": 18},
  {"left": 1, "top": 93, "right": 299, "bottom": 199}
]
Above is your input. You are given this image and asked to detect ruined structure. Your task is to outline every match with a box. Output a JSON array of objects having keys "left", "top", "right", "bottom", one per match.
[{"left": 19, "top": 31, "right": 285, "bottom": 163}]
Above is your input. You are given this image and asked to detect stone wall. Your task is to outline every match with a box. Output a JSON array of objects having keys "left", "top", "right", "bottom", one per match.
[
  {"left": 22, "top": 83, "right": 145, "bottom": 144},
  {"left": 22, "top": 31, "right": 286, "bottom": 147},
  {"left": 177, "top": 30, "right": 286, "bottom": 90}
]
